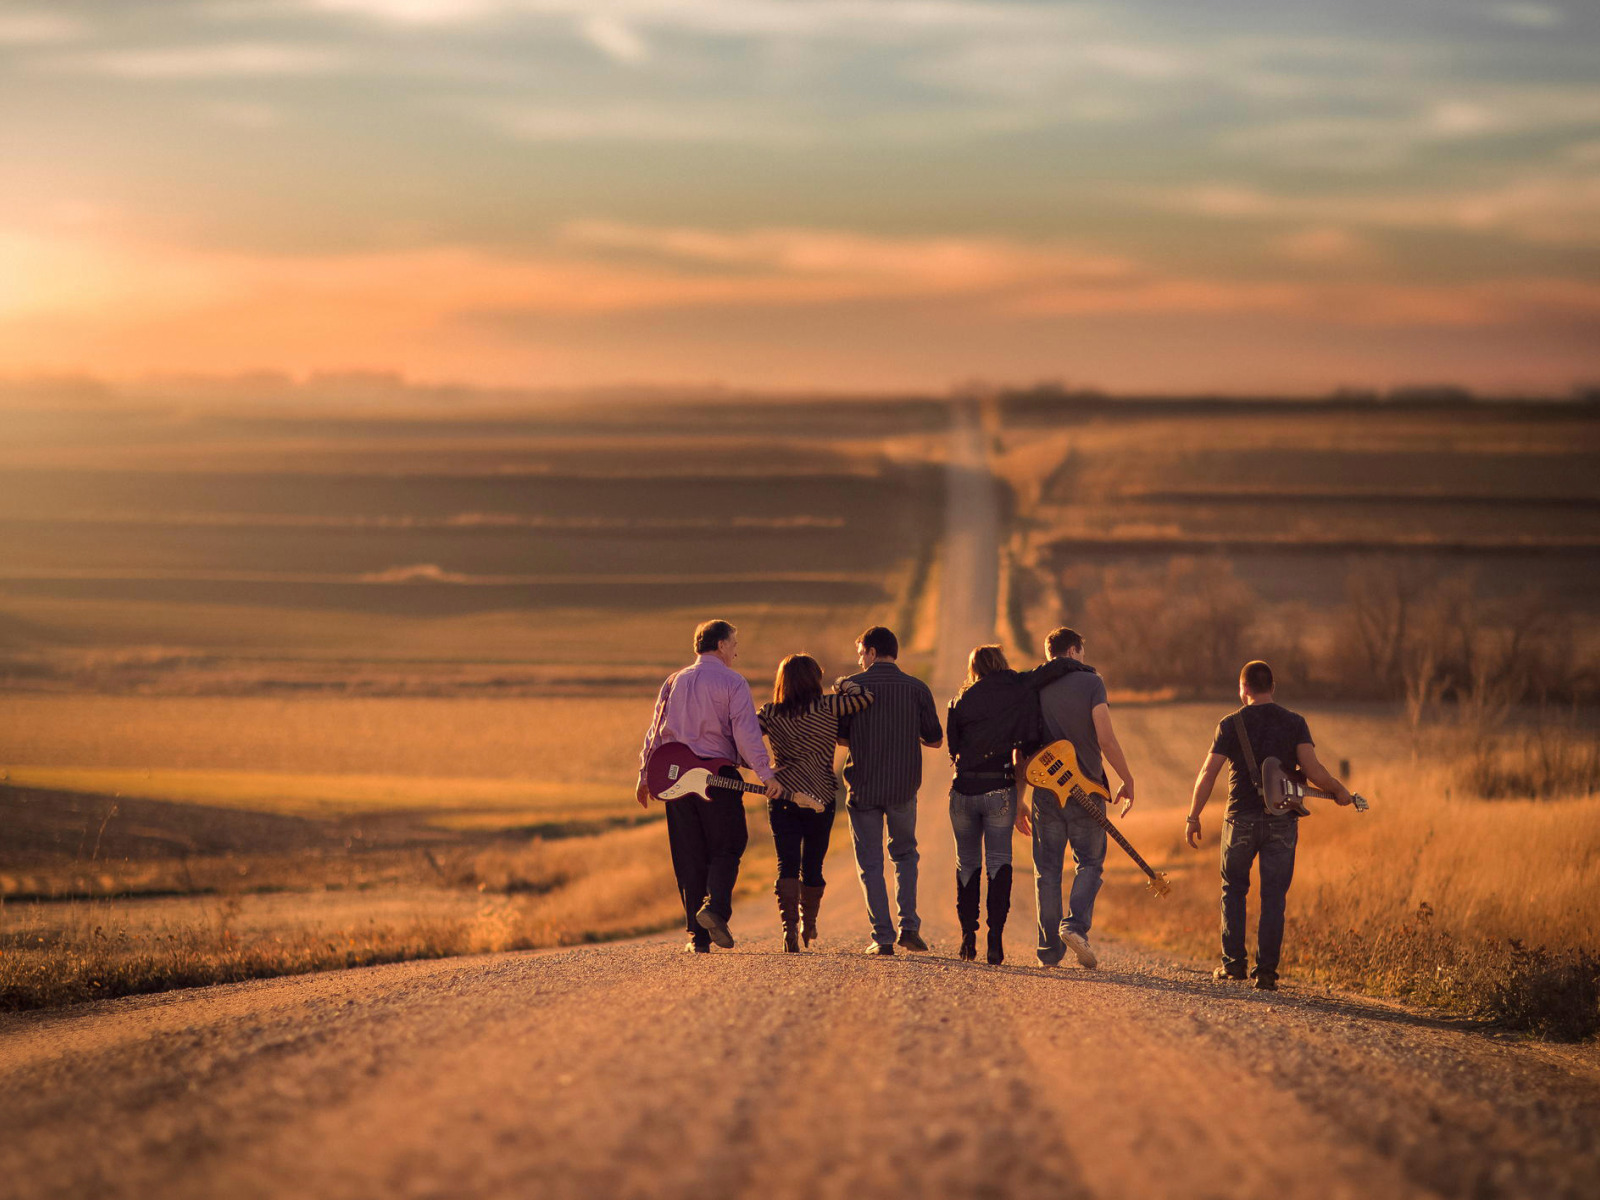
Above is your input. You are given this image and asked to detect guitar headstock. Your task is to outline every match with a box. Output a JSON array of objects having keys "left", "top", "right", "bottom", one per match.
[
  {"left": 1146, "top": 873, "right": 1171, "bottom": 899},
  {"left": 793, "top": 792, "right": 827, "bottom": 813},
  {"left": 1350, "top": 793, "right": 1370, "bottom": 813}
]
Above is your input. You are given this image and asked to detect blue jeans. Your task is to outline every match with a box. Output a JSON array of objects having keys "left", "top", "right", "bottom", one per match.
[
  {"left": 949, "top": 786, "right": 1015, "bottom": 884},
  {"left": 849, "top": 802, "right": 920, "bottom": 946},
  {"left": 1031, "top": 786, "right": 1107, "bottom": 964},
  {"left": 1220, "top": 815, "right": 1298, "bottom": 979}
]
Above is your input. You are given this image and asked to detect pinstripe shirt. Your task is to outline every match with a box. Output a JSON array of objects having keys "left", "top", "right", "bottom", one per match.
[{"left": 837, "top": 661, "right": 943, "bottom": 810}]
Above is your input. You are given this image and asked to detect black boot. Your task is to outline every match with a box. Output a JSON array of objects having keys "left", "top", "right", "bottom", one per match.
[
  {"left": 799, "top": 883, "right": 825, "bottom": 947},
  {"left": 775, "top": 878, "right": 802, "bottom": 953},
  {"left": 956, "top": 869, "right": 981, "bottom": 961},
  {"left": 985, "top": 864, "right": 1012, "bottom": 965}
]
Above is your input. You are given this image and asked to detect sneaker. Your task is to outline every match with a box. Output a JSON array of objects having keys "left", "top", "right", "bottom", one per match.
[
  {"left": 1212, "top": 966, "right": 1247, "bottom": 982},
  {"left": 1253, "top": 974, "right": 1279, "bottom": 992},
  {"left": 695, "top": 904, "right": 735, "bottom": 949},
  {"left": 1062, "top": 930, "right": 1097, "bottom": 969},
  {"left": 864, "top": 942, "right": 895, "bottom": 956},
  {"left": 684, "top": 938, "right": 710, "bottom": 954},
  {"left": 1035, "top": 955, "right": 1060, "bottom": 968},
  {"left": 896, "top": 929, "right": 929, "bottom": 953}
]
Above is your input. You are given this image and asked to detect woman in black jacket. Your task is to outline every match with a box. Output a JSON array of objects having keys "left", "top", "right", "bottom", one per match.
[{"left": 946, "top": 645, "right": 1083, "bottom": 963}]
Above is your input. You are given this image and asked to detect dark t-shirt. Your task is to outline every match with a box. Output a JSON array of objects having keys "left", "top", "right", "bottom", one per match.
[
  {"left": 1210, "top": 703, "right": 1313, "bottom": 818},
  {"left": 1037, "top": 669, "right": 1110, "bottom": 786}
]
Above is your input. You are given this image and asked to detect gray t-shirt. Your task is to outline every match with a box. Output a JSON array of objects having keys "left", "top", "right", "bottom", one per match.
[{"left": 1037, "top": 670, "right": 1109, "bottom": 786}]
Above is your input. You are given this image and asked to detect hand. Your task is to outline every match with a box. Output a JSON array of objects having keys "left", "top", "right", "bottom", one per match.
[
  {"left": 1014, "top": 801, "right": 1033, "bottom": 837},
  {"left": 635, "top": 779, "right": 652, "bottom": 809},
  {"left": 1335, "top": 791, "right": 1353, "bottom": 806},
  {"left": 1115, "top": 781, "right": 1134, "bottom": 817},
  {"left": 1184, "top": 817, "right": 1202, "bottom": 849},
  {"left": 765, "top": 777, "right": 786, "bottom": 800}
]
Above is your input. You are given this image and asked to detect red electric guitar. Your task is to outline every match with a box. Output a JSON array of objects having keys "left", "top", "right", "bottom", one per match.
[{"left": 645, "top": 743, "right": 826, "bottom": 812}]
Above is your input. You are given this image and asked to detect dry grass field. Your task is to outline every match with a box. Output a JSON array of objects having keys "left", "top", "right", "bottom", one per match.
[{"left": 0, "top": 400, "right": 941, "bottom": 695}]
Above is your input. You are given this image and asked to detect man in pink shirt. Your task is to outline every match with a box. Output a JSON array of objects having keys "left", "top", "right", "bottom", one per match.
[{"left": 638, "top": 619, "right": 784, "bottom": 952}]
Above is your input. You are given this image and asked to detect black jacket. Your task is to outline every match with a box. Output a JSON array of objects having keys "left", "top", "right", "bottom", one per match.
[{"left": 946, "top": 658, "right": 1098, "bottom": 794}]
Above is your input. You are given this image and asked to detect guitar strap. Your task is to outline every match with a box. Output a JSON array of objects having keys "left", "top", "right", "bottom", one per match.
[{"left": 1231, "top": 712, "right": 1264, "bottom": 801}]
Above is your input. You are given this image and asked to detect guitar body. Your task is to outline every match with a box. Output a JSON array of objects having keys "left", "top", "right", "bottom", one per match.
[
  {"left": 646, "top": 743, "right": 747, "bottom": 802},
  {"left": 1023, "top": 740, "right": 1171, "bottom": 898},
  {"left": 1260, "top": 756, "right": 1370, "bottom": 817},
  {"left": 645, "top": 743, "right": 826, "bottom": 812}
]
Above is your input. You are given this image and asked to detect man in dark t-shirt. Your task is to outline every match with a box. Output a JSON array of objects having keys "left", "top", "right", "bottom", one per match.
[{"left": 1185, "top": 660, "right": 1353, "bottom": 989}]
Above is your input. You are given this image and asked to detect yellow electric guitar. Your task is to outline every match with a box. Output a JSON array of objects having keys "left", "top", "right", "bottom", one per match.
[{"left": 1023, "top": 740, "right": 1171, "bottom": 898}]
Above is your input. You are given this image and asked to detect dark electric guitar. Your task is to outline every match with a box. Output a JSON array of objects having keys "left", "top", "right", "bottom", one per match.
[
  {"left": 1023, "top": 740, "right": 1171, "bottom": 898},
  {"left": 645, "top": 743, "right": 826, "bottom": 812},
  {"left": 1260, "top": 757, "right": 1369, "bottom": 817}
]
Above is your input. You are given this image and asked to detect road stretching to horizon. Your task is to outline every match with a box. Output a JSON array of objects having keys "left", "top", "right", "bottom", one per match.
[{"left": 2, "top": 404, "right": 1598, "bottom": 1200}]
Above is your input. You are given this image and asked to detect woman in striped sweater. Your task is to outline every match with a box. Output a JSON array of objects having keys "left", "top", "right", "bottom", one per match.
[{"left": 758, "top": 655, "right": 874, "bottom": 952}]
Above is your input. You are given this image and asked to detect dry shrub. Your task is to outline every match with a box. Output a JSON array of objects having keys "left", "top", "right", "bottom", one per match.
[
  {"left": 1086, "top": 558, "right": 1257, "bottom": 693},
  {"left": 1296, "top": 909, "right": 1600, "bottom": 1041},
  {"left": 1457, "top": 714, "right": 1600, "bottom": 801},
  {"left": 1341, "top": 560, "right": 1590, "bottom": 706}
]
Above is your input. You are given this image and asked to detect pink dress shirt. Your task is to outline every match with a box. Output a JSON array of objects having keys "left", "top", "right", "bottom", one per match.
[{"left": 638, "top": 654, "right": 775, "bottom": 782}]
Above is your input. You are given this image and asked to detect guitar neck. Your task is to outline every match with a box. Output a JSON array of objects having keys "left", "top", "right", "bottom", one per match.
[
  {"left": 712, "top": 776, "right": 766, "bottom": 795},
  {"left": 1061, "top": 787, "right": 1161, "bottom": 882}
]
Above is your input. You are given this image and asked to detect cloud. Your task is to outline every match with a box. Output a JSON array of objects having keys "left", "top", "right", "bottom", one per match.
[
  {"left": 301, "top": 0, "right": 499, "bottom": 22},
  {"left": 1484, "top": 3, "right": 1565, "bottom": 29},
  {"left": 295, "top": 0, "right": 1065, "bottom": 39},
  {"left": 0, "top": 11, "right": 88, "bottom": 45},
  {"left": 4, "top": 219, "right": 1596, "bottom": 384},
  {"left": 51, "top": 42, "right": 348, "bottom": 79},
  {"left": 1156, "top": 172, "right": 1600, "bottom": 247},
  {"left": 578, "top": 13, "right": 647, "bottom": 64},
  {"left": 466, "top": 103, "right": 779, "bottom": 142},
  {"left": 205, "top": 101, "right": 286, "bottom": 128},
  {"left": 1009, "top": 276, "right": 1600, "bottom": 328},
  {"left": 1222, "top": 87, "right": 1600, "bottom": 171},
  {"left": 560, "top": 221, "right": 1134, "bottom": 293},
  {"left": 1269, "top": 227, "right": 1378, "bottom": 267}
]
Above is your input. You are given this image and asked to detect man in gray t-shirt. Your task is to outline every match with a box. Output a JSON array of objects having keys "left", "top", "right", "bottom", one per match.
[{"left": 1021, "top": 626, "right": 1137, "bottom": 969}]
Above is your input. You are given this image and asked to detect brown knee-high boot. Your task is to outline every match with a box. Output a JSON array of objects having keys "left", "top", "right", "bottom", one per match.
[
  {"left": 776, "top": 878, "right": 802, "bottom": 953},
  {"left": 799, "top": 883, "right": 825, "bottom": 947}
]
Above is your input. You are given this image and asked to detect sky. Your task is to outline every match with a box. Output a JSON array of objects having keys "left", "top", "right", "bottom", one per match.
[{"left": 2, "top": 0, "right": 1599, "bottom": 394}]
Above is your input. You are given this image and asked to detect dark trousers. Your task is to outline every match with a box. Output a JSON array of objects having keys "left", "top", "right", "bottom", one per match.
[
  {"left": 767, "top": 799, "right": 835, "bottom": 887},
  {"left": 1220, "top": 815, "right": 1299, "bottom": 979},
  {"left": 666, "top": 781, "right": 749, "bottom": 939}
]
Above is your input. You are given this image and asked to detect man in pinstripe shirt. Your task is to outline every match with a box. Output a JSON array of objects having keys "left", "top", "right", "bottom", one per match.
[{"left": 837, "top": 626, "right": 944, "bottom": 955}]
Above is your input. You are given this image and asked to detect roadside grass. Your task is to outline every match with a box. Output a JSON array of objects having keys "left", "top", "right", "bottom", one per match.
[
  {"left": 1088, "top": 739, "right": 1600, "bottom": 1040},
  {"left": 0, "top": 817, "right": 779, "bottom": 1012}
]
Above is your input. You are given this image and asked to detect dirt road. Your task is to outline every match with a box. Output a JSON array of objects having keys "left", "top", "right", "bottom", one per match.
[{"left": 4, "top": 405, "right": 1598, "bottom": 1200}]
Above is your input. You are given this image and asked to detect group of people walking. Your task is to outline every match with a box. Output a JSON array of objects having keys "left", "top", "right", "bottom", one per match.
[{"left": 637, "top": 618, "right": 1355, "bottom": 988}]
